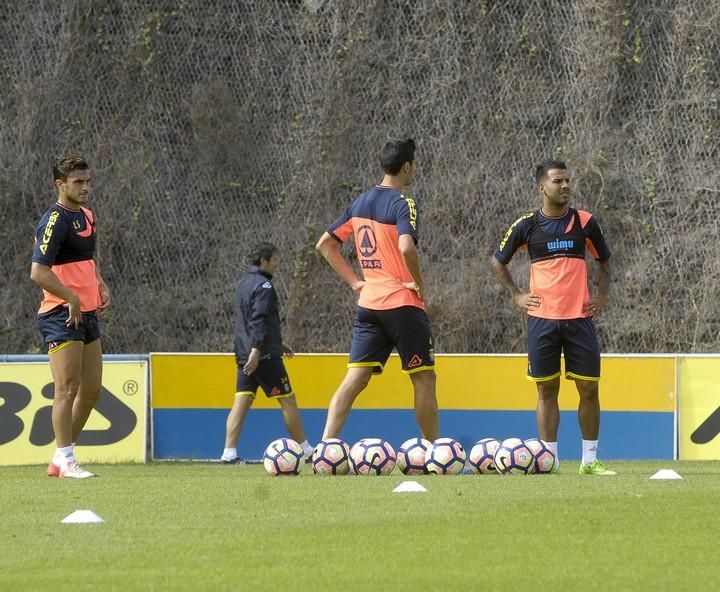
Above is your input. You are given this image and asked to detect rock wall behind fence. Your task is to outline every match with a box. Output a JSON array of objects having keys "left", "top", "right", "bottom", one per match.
[{"left": 2, "top": 1, "right": 718, "bottom": 354}]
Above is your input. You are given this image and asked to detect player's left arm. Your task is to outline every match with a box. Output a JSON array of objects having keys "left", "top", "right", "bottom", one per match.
[
  {"left": 396, "top": 195, "right": 424, "bottom": 299},
  {"left": 92, "top": 216, "right": 110, "bottom": 312},
  {"left": 583, "top": 216, "right": 611, "bottom": 317},
  {"left": 583, "top": 260, "right": 610, "bottom": 317},
  {"left": 95, "top": 259, "right": 111, "bottom": 312},
  {"left": 398, "top": 234, "right": 424, "bottom": 301}
]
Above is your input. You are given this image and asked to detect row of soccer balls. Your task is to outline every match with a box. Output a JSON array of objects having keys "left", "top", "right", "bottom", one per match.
[{"left": 263, "top": 436, "right": 556, "bottom": 476}]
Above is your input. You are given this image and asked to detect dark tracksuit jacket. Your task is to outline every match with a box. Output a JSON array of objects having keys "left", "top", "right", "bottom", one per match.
[{"left": 233, "top": 266, "right": 283, "bottom": 364}]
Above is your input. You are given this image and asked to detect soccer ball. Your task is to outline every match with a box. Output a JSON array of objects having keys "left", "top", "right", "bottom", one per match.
[
  {"left": 263, "top": 438, "right": 304, "bottom": 476},
  {"left": 525, "top": 438, "right": 556, "bottom": 474},
  {"left": 396, "top": 437, "right": 430, "bottom": 475},
  {"left": 494, "top": 437, "right": 533, "bottom": 475},
  {"left": 312, "top": 438, "right": 351, "bottom": 475},
  {"left": 468, "top": 438, "right": 501, "bottom": 474},
  {"left": 425, "top": 437, "right": 466, "bottom": 475},
  {"left": 349, "top": 438, "right": 396, "bottom": 475}
]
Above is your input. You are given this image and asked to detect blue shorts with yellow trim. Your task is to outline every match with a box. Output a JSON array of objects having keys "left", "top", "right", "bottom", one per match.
[
  {"left": 236, "top": 357, "right": 293, "bottom": 398},
  {"left": 37, "top": 306, "right": 101, "bottom": 352},
  {"left": 527, "top": 316, "right": 600, "bottom": 381},
  {"left": 349, "top": 305, "right": 434, "bottom": 374}
]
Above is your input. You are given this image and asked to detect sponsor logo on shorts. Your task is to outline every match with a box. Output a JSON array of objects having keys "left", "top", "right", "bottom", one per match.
[{"left": 408, "top": 354, "right": 422, "bottom": 368}]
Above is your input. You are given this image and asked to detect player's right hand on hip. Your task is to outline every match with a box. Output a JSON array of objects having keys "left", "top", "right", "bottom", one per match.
[{"left": 65, "top": 295, "right": 82, "bottom": 328}]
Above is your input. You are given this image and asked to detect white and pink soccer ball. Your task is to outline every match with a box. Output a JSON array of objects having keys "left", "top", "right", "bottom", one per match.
[
  {"left": 494, "top": 437, "right": 533, "bottom": 475},
  {"left": 263, "top": 438, "right": 304, "bottom": 476},
  {"left": 396, "top": 437, "right": 431, "bottom": 475},
  {"left": 468, "top": 438, "right": 501, "bottom": 474},
  {"left": 349, "top": 438, "right": 396, "bottom": 475},
  {"left": 312, "top": 438, "right": 351, "bottom": 475},
  {"left": 524, "top": 438, "right": 556, "bottom": 474},
  {"left": 425, "top": 437, "right": 466, "bottom": 475}
]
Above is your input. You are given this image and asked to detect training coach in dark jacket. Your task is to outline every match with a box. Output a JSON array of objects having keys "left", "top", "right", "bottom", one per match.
[{"left": 219, "top": 242, "right": 314, "bottom": 464}]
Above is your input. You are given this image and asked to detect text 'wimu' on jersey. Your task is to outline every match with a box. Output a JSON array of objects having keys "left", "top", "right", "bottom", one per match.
[{"left": 327, "top": 185, "right": 424, "bottom": 311}]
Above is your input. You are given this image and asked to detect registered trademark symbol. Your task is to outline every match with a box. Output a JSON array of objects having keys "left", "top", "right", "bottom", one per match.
[{"left": 123, "top": 380, "right": 139, "bottom": 395}]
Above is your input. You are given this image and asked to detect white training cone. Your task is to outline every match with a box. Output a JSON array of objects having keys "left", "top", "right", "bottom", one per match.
[
  {"left": 61, "top": 510, "right": 105, "bottom": 524},
  {"left": 649, "top": 469, "right": 682, "bottom": 480},
  {"left": 392, "top": 480, "right": 427, "bottom": 493}
]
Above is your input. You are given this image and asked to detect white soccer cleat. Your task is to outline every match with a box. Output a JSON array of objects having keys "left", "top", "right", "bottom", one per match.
[{"left": 59, "top": 461, "right": 96, "bottom": 479}]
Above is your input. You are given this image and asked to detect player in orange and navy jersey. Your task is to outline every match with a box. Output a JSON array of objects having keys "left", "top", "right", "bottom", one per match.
[
  {"left": 491, "top": 159, "right": 615, "bottom": 475},
  {"left": 30, "top": 156, "right": 110, "bottom": 479},
  {"left": 316, "top": 138, "right": 439, "bottom": 441}
]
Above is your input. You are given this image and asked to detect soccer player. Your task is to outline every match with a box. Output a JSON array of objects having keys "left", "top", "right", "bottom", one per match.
[
  {"left": 491, "top": 159, "right": 615, "bottom": 475},
  {"left": 30, "top": 156, "right": 111, "bottom": 479},
  {"left": 315, "top": 138, "right": 439, "bottom": 441},
  {"left": 220, "top": 242, "right": 314, "bottom": 464}
]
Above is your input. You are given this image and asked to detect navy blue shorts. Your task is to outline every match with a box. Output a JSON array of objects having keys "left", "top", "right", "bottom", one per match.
[
  {"left": 349, "top": 306, "right": 435, "bottom": 374},
  {"left": 37, "top": 307, "right": 101, "bottom": 352},
  {"left": 527, "top": 317, "right": 600, "bottom": 381},
  {"left": 236, "top": 357, "right": 294, "bottom": 398}
]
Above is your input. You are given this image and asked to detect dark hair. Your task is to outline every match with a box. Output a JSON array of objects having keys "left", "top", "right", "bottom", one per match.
[
  {"left": 53, "top": 155, "right": 89, "bottom": 182},
  {"left": 380, "top": 138, "right": 416, "bottom": 175},
  {"left": 535, "top": 159, "right": 567, "bottom": 184},
  {"left": 248, "top": 241, "right": 278, "bottom": 266}
]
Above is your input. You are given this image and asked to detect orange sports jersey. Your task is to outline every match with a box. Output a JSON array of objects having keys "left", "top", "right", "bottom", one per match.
[
  {"left": 327, "top": 185, "right": 424, "bottom": 311},
  {"left": 494, "top": 208, "right": 611, "bottom": 320},
  {"left": 32, "top": 202, "right": 101, "bottom": 314}
]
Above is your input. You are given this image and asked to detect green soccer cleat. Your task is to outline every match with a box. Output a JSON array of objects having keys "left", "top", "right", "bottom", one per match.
[{"left": 578, "top": 459, "right": 616, "bottom": 475}]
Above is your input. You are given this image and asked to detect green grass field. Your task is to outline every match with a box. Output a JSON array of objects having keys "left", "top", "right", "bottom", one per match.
[{"left": 2, "top": 461, "right": 719, "bottom": 591}]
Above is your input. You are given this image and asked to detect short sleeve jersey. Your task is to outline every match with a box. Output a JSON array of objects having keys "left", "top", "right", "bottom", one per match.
[
  {"left": 493, "top": 208, "right": 611, "bottom": 320},
  {"left": 32, "top": 202, "right": 101, "bottom": 314},
  {"left": 327, "top": 185, "right": 423, "bottom": 311}
]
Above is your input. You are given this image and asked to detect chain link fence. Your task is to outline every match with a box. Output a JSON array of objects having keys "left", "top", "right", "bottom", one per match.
[{"left": 2, "top": 0, "right": 719, "bottom": 354}]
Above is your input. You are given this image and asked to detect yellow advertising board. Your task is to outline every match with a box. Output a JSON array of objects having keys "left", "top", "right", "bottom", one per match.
[
  {"left": 679, "top": 357, "right": 720, "bottom": 460},
  {"left": 0, "top": 361, "right": 147, "bottom": 466},
  {"left": 151, "top": 353, "right": 674, "bottom": 412}
]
